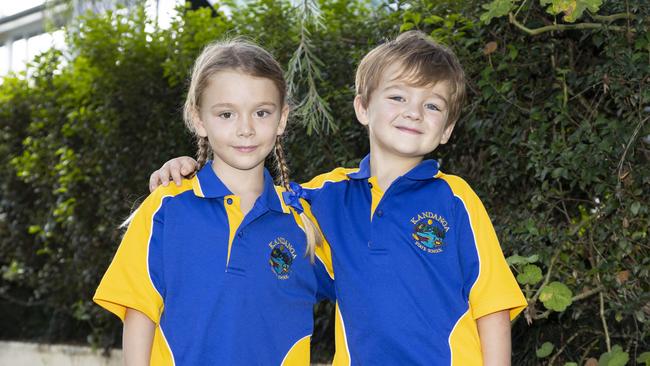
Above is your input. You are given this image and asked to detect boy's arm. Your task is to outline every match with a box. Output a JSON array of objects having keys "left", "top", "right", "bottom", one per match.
[
  {"left": 123, "top": 308, "right": 155, "bottom": 366},
  {"left": 477, "top": 310, "right": 511, "bottom": 366},
  {"left": 149, "top": 156, "right": 198, "bottom": 192}
]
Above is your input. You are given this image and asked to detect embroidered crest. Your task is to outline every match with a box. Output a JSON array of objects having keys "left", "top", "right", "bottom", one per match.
[
  {"left": 268, "top": 237, "right": 297, "bottom": 279},
  {"left": 410, "top": 211, "right": 449, "bottom": 254}
]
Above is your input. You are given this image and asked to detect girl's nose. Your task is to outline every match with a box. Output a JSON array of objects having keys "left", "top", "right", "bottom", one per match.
[{"left": 236, "top": 116, "right": 255, "bottom": 137}]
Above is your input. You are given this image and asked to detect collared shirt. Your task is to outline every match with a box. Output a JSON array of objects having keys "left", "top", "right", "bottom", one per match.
[
  {"left": 303, "top": 155, "right": 527, "bottom": 366},
  {"left": 94, "top": 163, "right": 334, "bottom": 365}
]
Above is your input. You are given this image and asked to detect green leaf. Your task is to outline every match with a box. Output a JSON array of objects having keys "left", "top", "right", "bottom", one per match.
[
  {"left": 536, "top": 342, "right": 554, "bottom": 358},
  {"left": 598, "top": 345, "right": 629, "bottom": 366},
  {"left": 637, "top": 352, "right": 650, "bottom": 366},
  {"left": 480, "top": 0, "right": 515, "bottom": 24},
  {"left": 539, "top": 0, "right": 603, "bottom": 22},
  {"left": 539, "top": 282, "right": 573, "bottom": 312},
  {"left": 630, "top": 201, "right": 641, "bottom": 215},
  {"left": 400, "top": 22, "right": 415, "bottom": 32},
  {"left": 517, "top": 264, "right": 543, "bottom": 285}
]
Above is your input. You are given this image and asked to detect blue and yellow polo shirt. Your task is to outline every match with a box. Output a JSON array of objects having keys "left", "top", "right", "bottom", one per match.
[
  {"left": 94, "top": 163, "right": 334, "bottom": 365},
  {"left": 303, "top": 155, "right": 527, "bottom": 366}
]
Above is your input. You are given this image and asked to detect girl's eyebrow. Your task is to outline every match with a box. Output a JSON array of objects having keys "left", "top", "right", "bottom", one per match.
[
  {"left": 210, "top": 102, "right": 235, "bottom": 109},
  {"left": 209, "top": 101, "right": 278, "bottom": 109}
]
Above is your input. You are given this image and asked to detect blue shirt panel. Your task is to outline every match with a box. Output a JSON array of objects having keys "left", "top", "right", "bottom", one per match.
[
  {"left": 308, "top": 163, "right": 480, "bottom": 365},
  {"left": 147, "top": 167, "right": 328, "bottom": 365}
]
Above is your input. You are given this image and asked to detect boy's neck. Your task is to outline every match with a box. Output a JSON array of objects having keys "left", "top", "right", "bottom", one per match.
[{"left": 369, "top": 150, "right": 423, "bottom": 191}]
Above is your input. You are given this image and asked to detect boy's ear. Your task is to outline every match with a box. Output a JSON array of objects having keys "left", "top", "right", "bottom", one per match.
[
  {"left": 440, "top": 121, "right": 456, "bottom": 144},
  {"left": 192, "top": 108, "right": 208, "bottom": 138},
  {"left": 276, "top": 104, "right": 289, "bottom": 136},
  {"left": 353, "top": 95, "right": 369, "bottom": 126}
]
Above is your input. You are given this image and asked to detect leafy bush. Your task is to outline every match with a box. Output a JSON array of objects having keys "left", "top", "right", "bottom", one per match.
[{"left": 0, "top": 0, "right": 647, "bottom": 364}]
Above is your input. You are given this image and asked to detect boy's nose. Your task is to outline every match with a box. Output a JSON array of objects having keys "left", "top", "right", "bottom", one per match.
[{"left": 402, "top": 105, "right": 422, "bottom": 121}]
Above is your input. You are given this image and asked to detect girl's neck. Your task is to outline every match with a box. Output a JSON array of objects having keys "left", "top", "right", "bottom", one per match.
[
  {"left": 369, "top": 150, "right": 423, "bottom": 191},
  {"left": 210, "top": 159, "right": 265, "bottom": 215}
]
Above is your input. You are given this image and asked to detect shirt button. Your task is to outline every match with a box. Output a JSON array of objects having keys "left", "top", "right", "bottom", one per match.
[
  {"left": 226, "top": 198, "right": 233, "bottom": 205},
  {"left": 238, "top": 231, "right": 244, "bottom": 238},
  {"left": 368, "top": 182, "right": 373, "bottom": 188},
  {"left": 376, "top": 210, "right": 384, "bottom": 217}
]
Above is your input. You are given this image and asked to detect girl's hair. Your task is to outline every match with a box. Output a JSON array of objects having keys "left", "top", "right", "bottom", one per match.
[{"left": 184, "top": 39, "right": 322, "bottom": 261}]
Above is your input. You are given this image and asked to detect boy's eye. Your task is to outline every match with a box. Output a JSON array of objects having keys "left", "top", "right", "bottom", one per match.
[
  {"left": 425, "top": 103, "right": 441, "bottom": 112},
  {"left": 389, "top": 96, "right": 405, "bottom": 102},
  {"left": 219, "top": 112, "right": 234, "bottom": 119},
  {"left": 256, "top": 110, "right": 271, "bottom": 118}
]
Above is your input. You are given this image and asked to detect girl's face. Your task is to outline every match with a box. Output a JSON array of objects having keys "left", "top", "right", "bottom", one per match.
[{"left": 194, "top": 70, "right": 288, "bottom": 175}]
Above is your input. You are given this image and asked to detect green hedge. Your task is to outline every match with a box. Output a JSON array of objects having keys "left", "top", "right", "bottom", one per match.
[{"left": 0, "top": 1, "right": 648, "bottom": 364}]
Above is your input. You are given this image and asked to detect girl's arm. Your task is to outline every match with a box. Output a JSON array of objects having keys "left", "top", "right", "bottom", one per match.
[
  {"left": 123, "top": 308, "right": 156, "bottom": 366},
  {"left": 149, "top": 156, "right": 198, "bottom": 192},
  {"left": 476, "top": 309, "right": 511, "bottom": 366}
]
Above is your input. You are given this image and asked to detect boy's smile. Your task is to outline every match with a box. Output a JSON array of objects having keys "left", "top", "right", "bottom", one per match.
[{"left": 354, "top": 63, "right": 455, "bottom": 162}]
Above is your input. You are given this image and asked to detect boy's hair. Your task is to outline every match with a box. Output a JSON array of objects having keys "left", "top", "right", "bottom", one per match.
[
  {"left": 183, "top": 39, "right": 322, "bottom": 261},
  {"left": 355, "top": 31, "right": 466, "bottom": 125}
]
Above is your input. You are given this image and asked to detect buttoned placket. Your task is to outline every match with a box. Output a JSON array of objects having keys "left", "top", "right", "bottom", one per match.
[{"left": 224, "top": 197, "right": 271, "bottom": 276}]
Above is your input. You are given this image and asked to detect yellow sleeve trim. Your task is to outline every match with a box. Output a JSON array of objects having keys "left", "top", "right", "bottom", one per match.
[
  {"left": 281, "top": 335, "right": 311, "bottom": 366},
  {"left": 301, "top": 167, "right": 357, "bottom": 190},
  {"left": 439, "top": 174, "right": 527, "bottom": 322},
  {"left": 93, "top": 181, "right": 194, "bottom": 324}
]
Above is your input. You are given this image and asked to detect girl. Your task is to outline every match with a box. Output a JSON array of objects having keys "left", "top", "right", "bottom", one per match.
[{"left": 94, "top": 40, "right": 334, "bottom": 365}]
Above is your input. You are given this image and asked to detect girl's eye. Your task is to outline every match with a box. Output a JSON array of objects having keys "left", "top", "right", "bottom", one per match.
[
  {"left": 256, "top": 110, "right": 271, "bottom": 118},
  {"left": 425, "top": 103, "right": 441, "bottom": 112},
  {"left": 219, "top": 112, "right": 233, "bottom": 119},
  {"left": 389, "top": 96, "right": 405, "bottom": 102}
]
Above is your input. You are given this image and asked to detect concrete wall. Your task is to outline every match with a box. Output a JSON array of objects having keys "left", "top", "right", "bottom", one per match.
[
  {"left": 0, "top": 341, "right": 330, "bottom": 365},
  {"left": 0, "top": 341, "right": 121, "bottom": 366}
]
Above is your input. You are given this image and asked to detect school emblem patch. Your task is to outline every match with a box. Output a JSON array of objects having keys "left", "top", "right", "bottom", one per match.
[
  {"left": 410, "top": 211, "right": 449, "bottom": 254},
  {"left": 268, "top": 237, "right": 297, "bottom": 280}
]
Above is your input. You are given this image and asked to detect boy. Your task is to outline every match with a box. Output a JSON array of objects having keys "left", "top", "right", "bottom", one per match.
[{"left": 151, "top": 31, "right": 526, "bottom": 365}]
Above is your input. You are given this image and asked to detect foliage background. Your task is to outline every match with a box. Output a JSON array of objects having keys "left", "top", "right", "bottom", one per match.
[{"left": 0, "top": 0, "right": 648, "bottom": 364}]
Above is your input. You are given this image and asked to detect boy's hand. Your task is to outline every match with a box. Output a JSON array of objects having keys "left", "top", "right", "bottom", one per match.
[{"left": 148, "top": 156, "right": 198, "bottom": 192}]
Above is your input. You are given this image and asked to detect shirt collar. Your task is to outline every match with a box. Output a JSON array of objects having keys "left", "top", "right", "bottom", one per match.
[
  {"left": 346, "top": 154, "right": 440, "bottom": 181},
  {"left": 346, "top": 155, "right": 371, "bottom": 180},
  {"left": 192, "top": 162, "right": 287, "bottom": 214}
]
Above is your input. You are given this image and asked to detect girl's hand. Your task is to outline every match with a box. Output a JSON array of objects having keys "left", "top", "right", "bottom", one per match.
[{"left": 149, "top": 156, "right": 198, "bottom": 192}]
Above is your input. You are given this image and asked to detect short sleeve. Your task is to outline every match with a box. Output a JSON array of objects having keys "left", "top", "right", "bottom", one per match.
[
  {"left": 445, "top": 176, "right": 527, "bottom": 320},
  {"left": 93, "top": 190, "right": 167, "bottom": 324}
]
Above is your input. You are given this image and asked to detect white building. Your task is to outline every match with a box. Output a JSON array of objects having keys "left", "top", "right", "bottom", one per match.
[{"left": 0, "top": 0, "right": 182, "bottom": 75}]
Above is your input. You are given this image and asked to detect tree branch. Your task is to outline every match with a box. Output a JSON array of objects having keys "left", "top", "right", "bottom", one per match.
[{"left": 508, "top": 13, "right": 632, "bottom": 36}]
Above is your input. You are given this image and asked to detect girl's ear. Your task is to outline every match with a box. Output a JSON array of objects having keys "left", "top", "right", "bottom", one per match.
[
  {"left": 353, "top": 95, "right": 369, "bottom": 126},
  {"left": 192, "top": 108, "right": 208, "bottom": 137},
  {"left": 276, "top": 104, "right": 289, "bottom": 136}
]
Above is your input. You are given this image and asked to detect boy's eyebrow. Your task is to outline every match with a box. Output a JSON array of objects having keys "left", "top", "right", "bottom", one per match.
[{"left": 382, "top": 84, "right": 449, "bottom": 104}]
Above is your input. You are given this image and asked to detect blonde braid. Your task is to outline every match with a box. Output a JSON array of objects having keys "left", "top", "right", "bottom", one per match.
[
  {"left": 274, "top": 137, "right": 322, "bottom": 262},
  {"left": 274, "top": 136, "right": 291, "bottom": 190},
  {"left": 196, "top": 136, "right": 212, "bottom": 170}
]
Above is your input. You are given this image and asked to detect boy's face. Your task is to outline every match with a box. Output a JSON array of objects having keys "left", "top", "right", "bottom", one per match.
[{"left": 354, "top": 63, "right": 455, "bottom": 161}]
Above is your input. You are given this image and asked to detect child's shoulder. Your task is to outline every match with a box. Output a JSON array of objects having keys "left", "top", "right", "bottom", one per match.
[
  {"left": 148, "top": 178, "right": 196, "bottom": 204},
  {"left": 301, "top": 166, "right": 358, "bottom": 190},
  {"left": 435, "top": 172, "right": 480, "bottom": 202}
]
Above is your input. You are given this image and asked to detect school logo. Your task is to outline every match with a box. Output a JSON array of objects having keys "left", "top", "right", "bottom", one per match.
[
  {"left": 268, "top": 237, "right": 297, "bottom": 280},
  {"left": 410, "top": 211, "right": 450, "bottom": 254}
]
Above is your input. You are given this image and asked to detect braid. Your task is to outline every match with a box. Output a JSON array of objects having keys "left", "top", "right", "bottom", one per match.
[
  {"left": 274, "top": 137, "right": 322, "bottom": 262},
  {"left": 274, "top": 137, "right": 291, "bottom": 190},
  {"left": 196, "top": 136, "right": 212, "bottom": 169}
]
